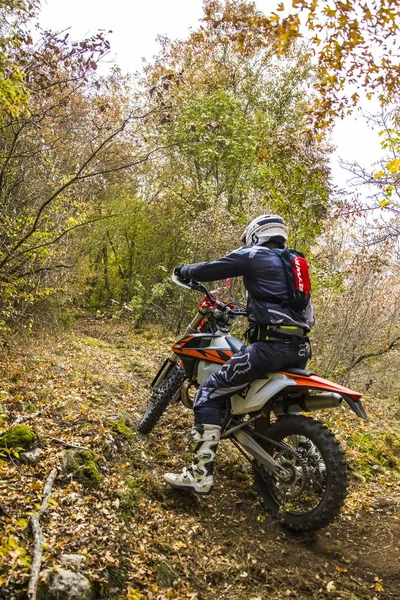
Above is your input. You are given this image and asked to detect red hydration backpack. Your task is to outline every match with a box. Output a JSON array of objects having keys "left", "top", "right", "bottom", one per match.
[{"left": 275, "top": 248, "right": 311, "bottom": 312}]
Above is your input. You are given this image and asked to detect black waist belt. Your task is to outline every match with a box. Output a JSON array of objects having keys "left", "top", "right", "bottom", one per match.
[{"left": 245, "top": 324, "right": 308, "bottom": 343}]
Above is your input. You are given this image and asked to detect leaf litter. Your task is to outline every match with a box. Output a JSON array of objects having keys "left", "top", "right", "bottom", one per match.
[{"left": 0, "top": 318, "right": 399, "bottom": 599}]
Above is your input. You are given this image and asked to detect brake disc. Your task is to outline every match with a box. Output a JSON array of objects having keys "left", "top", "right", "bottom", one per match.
[{"left": 272, "top": 450, "right": 308, "bottom": 499}]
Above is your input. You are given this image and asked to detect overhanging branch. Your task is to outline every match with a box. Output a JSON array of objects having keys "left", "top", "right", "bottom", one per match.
[
  {"left": 0, "top": 107, "right": 162, "bottom": 269},
  {"left": 345, "top": 334, "right": 400, "bottom": 374}
]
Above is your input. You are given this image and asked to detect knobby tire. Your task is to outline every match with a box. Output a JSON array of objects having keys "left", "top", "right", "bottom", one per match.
[
  {"left": 254, "top": 414, "right": 348, "bottom": 533},
  {"left": 137, "top": 365, "right": 186, "bottom": 434}
]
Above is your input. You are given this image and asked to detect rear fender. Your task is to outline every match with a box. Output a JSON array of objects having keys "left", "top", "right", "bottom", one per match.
[
  {"left": 230, "top": 372, "right": 367, "bottom": 419},
  {"left": 279, "top": 371, "right": 366, "bottom": 417},
  {"left": 281, "top": 372, "right": 363, "bottom": 401},
  {"left": 343, "top": 395, "right": 368, "bottom": 418}
]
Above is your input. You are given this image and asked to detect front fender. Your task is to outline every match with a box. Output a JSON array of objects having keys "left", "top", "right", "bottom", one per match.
[{"left": 150, "top": 356, "right": 177, "bottom": 388}]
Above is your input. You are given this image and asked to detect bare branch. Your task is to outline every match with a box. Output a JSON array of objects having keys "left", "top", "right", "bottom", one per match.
[
  {"left": 47, "top": 437, "right": 90, "bottom": 451},
  {"left": 0, "top": 108, "right": 160, "bottom": 267},
  {"left": 12, "top": 411, "right": 42, "bottom": 425},
  {"left": 27, "top": 467, "right": 58, "bottom": 600},
  {"left": 18, "top": 263, "right": 74, "bottom": 277},
  {"left": 345, "top": 334, "right": 400, "bottom": 374}
]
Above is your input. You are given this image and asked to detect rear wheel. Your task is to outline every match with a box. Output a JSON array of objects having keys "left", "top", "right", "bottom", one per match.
[
  {"left": 253, "top": 415, "right": 347, "bottom": 533},
  {"left": 137, "top": 364, "right": 186, "bottom": 434}
]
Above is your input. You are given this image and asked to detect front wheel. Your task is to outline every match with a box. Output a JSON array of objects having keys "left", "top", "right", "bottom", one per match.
[
  {"left": 253, "top": 415, "right": 347, "bottom": 533},
  {"left": 137, "top": 364, "right": 186, "bottom": 434}
]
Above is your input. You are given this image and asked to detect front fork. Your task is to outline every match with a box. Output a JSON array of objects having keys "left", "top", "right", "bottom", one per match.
[{"left": 150, "top": 310, "right": 205, "bottom": 389}]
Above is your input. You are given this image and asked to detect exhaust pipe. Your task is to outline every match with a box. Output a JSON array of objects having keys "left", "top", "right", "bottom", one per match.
[{"left": 273, "top": 392, "right": 342, "bottom": 416}]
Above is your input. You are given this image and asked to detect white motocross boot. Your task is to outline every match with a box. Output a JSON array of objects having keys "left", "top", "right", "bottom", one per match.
[{"left": 164, "top": 424, "right": 221, "bottom": 494}]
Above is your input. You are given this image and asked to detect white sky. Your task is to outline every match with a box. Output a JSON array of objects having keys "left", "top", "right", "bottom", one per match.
[{"left": 38, "top": 0, "right": 385, "bottom": 192}]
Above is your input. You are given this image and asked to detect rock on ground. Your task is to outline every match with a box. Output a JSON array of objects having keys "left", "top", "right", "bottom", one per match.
[
  {"left": 37, "top": 568, "right": 94, "bottom": 600},
  {"left": 19, "top": 447, "right": 43, "bottom": 465}
]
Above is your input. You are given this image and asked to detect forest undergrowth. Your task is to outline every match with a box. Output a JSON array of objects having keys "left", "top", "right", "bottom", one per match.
[{"left": 0, "top": 318, "right": 399, "bottom": 600}]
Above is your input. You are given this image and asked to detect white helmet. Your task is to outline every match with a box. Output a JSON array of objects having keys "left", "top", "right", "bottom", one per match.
[{"left": 241, "top": 214, "right": 288, "bottom": 247}]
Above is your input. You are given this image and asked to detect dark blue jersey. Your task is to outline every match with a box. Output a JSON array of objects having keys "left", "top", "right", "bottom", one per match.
[{"left": 181, "top": 246, "right": 314, "bottom": 330}]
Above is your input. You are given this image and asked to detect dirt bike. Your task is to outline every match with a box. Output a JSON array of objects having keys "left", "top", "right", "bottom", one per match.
[{"left": 138, "top": 274, "right": 366, "bottom": 532}]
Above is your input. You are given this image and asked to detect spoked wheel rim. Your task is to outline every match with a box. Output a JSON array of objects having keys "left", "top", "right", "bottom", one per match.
[{"left": 264, "top": 434, "right": 328, "bottom": 515}]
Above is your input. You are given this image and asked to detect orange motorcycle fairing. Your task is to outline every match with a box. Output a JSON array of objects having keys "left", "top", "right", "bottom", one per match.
[
  {"left": 173, "top": 334, "right": 235, "bottom": 365},
  {"left": 172, "top": 333, "right": 237, "bottom": 380},
  {"left": 173, "top": 347, "right": 234, "bottom": 364}
]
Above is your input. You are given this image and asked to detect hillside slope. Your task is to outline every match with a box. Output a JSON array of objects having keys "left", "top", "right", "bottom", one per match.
[{"left": 0, "top": 319, "right": 399, "bottom": 599}]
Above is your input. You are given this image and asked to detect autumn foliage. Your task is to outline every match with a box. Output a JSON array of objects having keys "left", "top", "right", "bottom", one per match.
[
  {"left": 202, "top": 1, "right": 400, "bottom": 127},
  {"left": 0, "top": 1, "right": 399, "bottom": 598},
  {"left": 0, "top": 0, "right": 398, "bottom": 381}
]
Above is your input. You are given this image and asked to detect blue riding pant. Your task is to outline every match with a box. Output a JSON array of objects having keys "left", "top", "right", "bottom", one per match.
[{"left": 194, "top": 339, "right": 309, "bottom": 426}]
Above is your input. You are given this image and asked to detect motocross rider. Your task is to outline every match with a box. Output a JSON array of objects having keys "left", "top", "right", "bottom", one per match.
[{"left": 164, "top": 214, "right": 314, "bottom": 494}]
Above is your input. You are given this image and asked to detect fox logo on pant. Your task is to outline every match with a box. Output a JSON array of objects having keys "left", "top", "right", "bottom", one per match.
[{"left": 230, "top": 354, "right": 252, "bottom": 377}]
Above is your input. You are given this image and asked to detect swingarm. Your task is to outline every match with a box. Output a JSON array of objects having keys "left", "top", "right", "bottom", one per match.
[{"left": 230, "top": 428, "right": 293, "bottom": 482}]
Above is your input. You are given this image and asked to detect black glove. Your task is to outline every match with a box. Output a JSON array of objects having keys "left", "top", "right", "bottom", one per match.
[{"left": 174, "top": 265, "right": 183, "bottom": 278}]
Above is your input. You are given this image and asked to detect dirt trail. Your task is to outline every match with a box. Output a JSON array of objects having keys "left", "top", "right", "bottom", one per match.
[{"left": 0, "top": 320, "right": 399, "bottom": 599}]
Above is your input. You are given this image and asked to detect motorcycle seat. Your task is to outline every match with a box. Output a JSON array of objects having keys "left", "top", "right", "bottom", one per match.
[
  {"left": 282, "top": 368, "right": 316, "bottom": 377},
  {"left": 226, "top": 336, "right": 245, "bottom": 354}
]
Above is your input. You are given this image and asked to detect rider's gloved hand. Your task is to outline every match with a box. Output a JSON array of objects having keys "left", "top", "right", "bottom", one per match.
[{"left": 174, "top": 265, "right": 183, "bottom": 278}]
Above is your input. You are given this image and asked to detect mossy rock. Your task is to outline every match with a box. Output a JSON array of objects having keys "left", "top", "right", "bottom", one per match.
[
  {"left": 351, "top": 431, "right": 400, "bottom": 478},
  {"left": 62, "top": 449, "right": 102, "bottom": 488},
  {"left": 106, "top": 419, "right": 134, "bottom": 440},
  {"left": 0, "top": 424, "right": 36, "bottom": 450}
]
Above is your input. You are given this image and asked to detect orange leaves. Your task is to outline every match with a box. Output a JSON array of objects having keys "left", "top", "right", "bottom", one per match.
[
  {"left": 279, "top": 30, "right": 291, "bottom": 44},
  {"left": 204, "top": 0, "right": 400, "bottom": 129},
  {"left": 274, "top": 13, "right": 302, "bottom": 54}
]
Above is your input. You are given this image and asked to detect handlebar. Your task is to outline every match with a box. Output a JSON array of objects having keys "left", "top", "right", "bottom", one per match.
[
  {"left": 172, "top": 273, "right": 247, "bottom": 317},
  {"left": 225, "top": 306, "right": 248, "bottom": 317}
]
